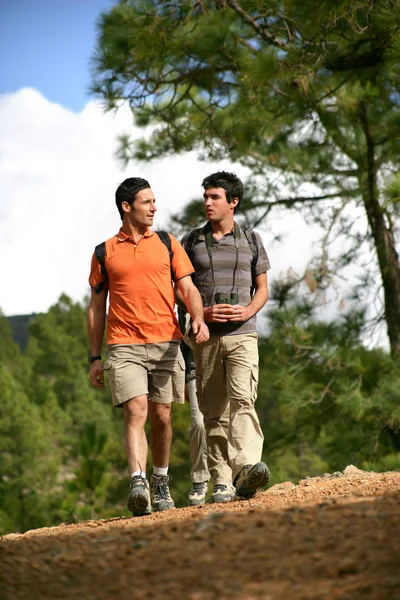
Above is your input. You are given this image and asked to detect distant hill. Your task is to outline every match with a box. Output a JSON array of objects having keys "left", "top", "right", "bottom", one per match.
[{"left": 7, "top": 314, "right": 38, "bottom": 351}]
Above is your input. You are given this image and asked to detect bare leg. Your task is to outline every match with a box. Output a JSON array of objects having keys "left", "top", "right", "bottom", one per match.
[
  {"left": 123, "top": 394, "right": 148, "bottom": 475},
  {"left": 148, "top": 401, "right": 172, "bottom": 468}
]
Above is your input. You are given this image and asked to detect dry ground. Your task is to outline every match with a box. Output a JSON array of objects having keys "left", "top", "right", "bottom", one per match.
[{"left": 1, "top": 465, "right": 400, "bottom": 600}]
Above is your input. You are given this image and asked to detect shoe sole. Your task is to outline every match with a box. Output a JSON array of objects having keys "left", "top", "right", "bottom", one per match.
[
  {"left": 188, "top": 497, "right": 206, "bottom": 506},
  {"left": 127, "top": 492, "right": 151, "bottom": 517},
  {"left": 152, "top": 502, "right": 175, "bottom": 512},
  {"left": 236, "top": 462, "right": 270, "bottom": 498},
  {"left": 211, "top": 494, "right": 235, "bottom": 504}
]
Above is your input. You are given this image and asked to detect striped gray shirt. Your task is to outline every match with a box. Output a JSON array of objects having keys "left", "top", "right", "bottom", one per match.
[{"left": 182, "top": 223, "right": 270, "bottom": 335}]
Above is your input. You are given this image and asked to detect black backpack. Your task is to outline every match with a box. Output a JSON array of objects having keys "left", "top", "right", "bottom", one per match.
[
  {"left": 184, "top": 224, "right": 259, "bottom": 296},
  {"left": 94, "top": 231, "right": 173, "bottom": 294}
]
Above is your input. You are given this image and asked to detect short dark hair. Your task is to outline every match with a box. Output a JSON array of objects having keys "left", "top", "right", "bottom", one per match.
[
  {"left": 201, "top": 171, "right": 243, "bottom": 213},
  {"left": 115, "top": 177, "right": 151, "bottom": 219}
]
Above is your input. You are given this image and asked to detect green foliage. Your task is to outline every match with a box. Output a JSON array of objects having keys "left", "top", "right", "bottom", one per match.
[
  {"left": 384, "top": 172, "right": 400, "bottom": 217},
  {"left": 169, "top": 402, "right": 193, "bottom": 507},
  {"left": 27, "top": 294, "right": 90, "bottom": 379},
  {"left": 0, "top": 311, "right": 21, "bottom": 371},
  {"left": 256, "top": 295, "right": 400, "bottom": 482},
  {"left": 169, "top": 199, "right": 206, "bottom": 237},
  {"left": 4, "top": 313, "right": 36, "bottom": 353},
  {"left": 92, "top": 0, "right": 400, "bottom": 167},
  {"left": 59, "top": 422, "right": 112, "bottom": 522},
  {"left": 0, "top": 364, "right": 61, "bottom": 534}
]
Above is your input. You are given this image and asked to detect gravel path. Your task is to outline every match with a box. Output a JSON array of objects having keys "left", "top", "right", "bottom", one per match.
[{"left": 2, "top": 466, "right": 400, "bottom": 600}]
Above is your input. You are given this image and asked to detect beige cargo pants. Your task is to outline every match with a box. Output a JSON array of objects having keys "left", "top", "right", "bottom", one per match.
[{"left": 193, "top": 332, "right": 264, "bottom": 486}]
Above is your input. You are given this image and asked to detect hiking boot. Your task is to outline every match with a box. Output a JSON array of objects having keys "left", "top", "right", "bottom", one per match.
[
  {"left": 188, "top": 481, "right": 208, "bottom": 506},
  {"left": 150, "top": 474, "right": 175, "bottom": 512},
  {"left": 235, "top": 462, "right": 270, "bottom": 498},
  {"left": 211, "top": 484, "right": 236, "bottom": 504},
  {"left": 127, "top": 475, "right": 151, "bottom": 517}
]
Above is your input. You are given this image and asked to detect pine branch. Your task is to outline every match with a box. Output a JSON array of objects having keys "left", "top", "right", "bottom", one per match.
[
  {"left": 260, "top": 191, "right": 358, "bottom": 208},
  {"left": 301, "top": 377, "right": 337, "bottom": 406},
  {"left": 313, "top": 72, "right": 356, "bottom": 106},
  {"left": 375, "top": 129, "right": 400, "bottom": 146},
  {"left": 226, "top": 0, "right": 287, "bottom": 49}
]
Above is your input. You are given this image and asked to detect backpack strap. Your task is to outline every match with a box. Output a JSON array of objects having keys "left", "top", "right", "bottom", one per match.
[
  {"left": 240, "top": 225, "right": 259, "bottom": 297},
  {"left": 184, "top": 226, "right": 204, "bottom": 263},
  {"left": 94, "top": 242, "right": 107, "bottom": 294},
  {"left": 156, "top": 231, "right": 175, "bottom": 281}
]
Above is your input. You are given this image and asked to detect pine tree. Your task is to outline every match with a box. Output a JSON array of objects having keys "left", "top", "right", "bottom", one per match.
[{"left": 92, "top": 0, "right": 400, "bottom": 355}]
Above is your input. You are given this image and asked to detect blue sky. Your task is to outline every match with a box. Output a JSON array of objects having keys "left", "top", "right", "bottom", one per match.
[{"left": 0, "top": 0, "right": 113, "bottom": 111}]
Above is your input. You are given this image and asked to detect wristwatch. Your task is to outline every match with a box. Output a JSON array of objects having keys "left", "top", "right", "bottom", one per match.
[{"left": 88, "top": 355, "right": 102, "bottom": 364}]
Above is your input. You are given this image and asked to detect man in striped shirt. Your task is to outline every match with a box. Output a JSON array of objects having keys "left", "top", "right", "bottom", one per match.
[{"left": 181, "top": 171, "right": 271, "bottom": 504}]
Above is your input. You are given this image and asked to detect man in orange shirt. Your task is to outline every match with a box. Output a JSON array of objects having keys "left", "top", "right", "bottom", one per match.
[{"left": 88, "top": 177, "right": 209, "bottom": 517}]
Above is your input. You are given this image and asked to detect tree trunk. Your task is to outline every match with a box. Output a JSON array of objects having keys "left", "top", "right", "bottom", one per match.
[{"left": 359, "top": 102, "right": 400, "bottom": 358}]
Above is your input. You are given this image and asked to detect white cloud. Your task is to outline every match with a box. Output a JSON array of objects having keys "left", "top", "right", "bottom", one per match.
[{"left": 0, "top": 88, "right": 319, "bottom": 317}]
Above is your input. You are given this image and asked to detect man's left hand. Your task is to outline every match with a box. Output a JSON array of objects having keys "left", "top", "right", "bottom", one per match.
[
  {"left": 228, "top": 304, "right": 253, "bottom": 322},
  {"left": 191, "top": 318, "right": 210, "bottom": 343}
]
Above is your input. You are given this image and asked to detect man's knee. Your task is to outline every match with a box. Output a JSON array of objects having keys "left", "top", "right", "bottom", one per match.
[
  {"left": 123, "top": 394, "right": 148, "bottom": 425},
  {"left": 149, "top": 401, "right": 172, "bottom": 429}
]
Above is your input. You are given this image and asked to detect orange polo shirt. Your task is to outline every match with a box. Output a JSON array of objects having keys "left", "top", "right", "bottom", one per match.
[{"left": 89, "top": 228, "right": 194, "bottom": 345}]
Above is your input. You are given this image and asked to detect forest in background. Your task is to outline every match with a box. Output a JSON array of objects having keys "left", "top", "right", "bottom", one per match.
[
  {"left": 2, "top": 0, "right": 399, "bottom": 537},
  {"left": 1, "top": 291, "right": 399, "bottom": 536}
]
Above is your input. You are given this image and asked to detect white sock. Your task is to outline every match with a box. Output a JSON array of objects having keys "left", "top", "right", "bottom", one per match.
[
  {"left": 153, "top": 466, "right": 168, "bottom": 476},
  {"left": 131, "top": 470, "right": 146, "bottom": 478}
]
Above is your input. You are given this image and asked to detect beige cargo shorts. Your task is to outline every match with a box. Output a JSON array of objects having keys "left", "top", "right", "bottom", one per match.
[{"left": 104, "top": 340, "right": 185, "bottom": 407}]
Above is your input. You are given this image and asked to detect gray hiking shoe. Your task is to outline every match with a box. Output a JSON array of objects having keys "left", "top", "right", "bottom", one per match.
[
  {"left": 235, "top": 462, "right": 270, "bottom": 498},
  {"left": 127, "top": 475, "right": 151, "bottom": 517},
  {"left": 150, "top": 474, "right": 175, "bottom": 512},
  {"left": 188, "top": 481, "right": 208, "bottom": 506},
  {"left": 211, "top": 484, "right": 236, "bottom": 504}
]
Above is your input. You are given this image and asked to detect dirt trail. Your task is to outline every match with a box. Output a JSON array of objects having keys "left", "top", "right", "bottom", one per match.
[{"left": 1, "top": 466, "right": 400, "bottom": 600}]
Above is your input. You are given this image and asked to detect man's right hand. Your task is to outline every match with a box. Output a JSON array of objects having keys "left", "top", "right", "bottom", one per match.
[
  {"left": 191, "top": 318, "right": 210, "bottom": 343},
  {"left": 203, "top": 304, "right": 235, "bottom": 323},
  {"left": 89, "top": 360, "right": 105, "bottom": 388}
]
